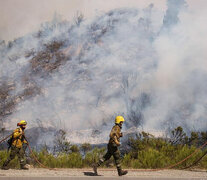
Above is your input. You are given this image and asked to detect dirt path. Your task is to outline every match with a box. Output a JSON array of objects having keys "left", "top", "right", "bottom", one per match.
[{"left": 0, "top": 168, "right": 207, "bottom": 179}]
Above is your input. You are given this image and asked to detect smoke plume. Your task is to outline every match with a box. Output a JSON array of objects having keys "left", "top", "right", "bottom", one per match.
[{"left": 0, "top": 0, "right": 207, "bottom": 144}]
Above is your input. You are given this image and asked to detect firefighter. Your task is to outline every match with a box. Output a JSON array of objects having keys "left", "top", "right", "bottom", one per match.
[
  {"left": 92, "top": 116, "right": 128, "bottom": 176},
  {"left": 1, "top": 120, "right": 28, "bottom": 170}
]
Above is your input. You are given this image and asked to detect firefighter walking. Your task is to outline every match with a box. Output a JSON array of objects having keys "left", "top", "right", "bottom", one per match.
[
  {"left": 93, "top": 116, "right": 128, "bottom": 176},
  {"left": 1, "top": 120, "right": 28, "bottom": 170}
]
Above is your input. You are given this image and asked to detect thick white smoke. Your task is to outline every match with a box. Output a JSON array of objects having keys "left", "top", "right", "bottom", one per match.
[{"left": 0, "top": 0, "right": 207, "bottom": 143}]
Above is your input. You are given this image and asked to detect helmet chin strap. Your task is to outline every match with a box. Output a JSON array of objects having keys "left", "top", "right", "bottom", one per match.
[
  {"left": 118, "top": 123, "right": 122, "bottom": 129},
  {"left": 21, "top": 126, "right": 26, "bottom": 130}
]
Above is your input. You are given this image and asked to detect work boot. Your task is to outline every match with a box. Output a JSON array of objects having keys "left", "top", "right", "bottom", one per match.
[
  {"left": 1, "top": 160, "right": 10, "bottom": 170},
  {"left": 20, "top": 165, "right": 29, "bottom": 170},
  {"left": 117, "top": 169, "right": 128, "bottom": 176},
  {"left": 1, "top": 166, "right": 9, "bottom": 170},
  {"left": 92, "top": 163, "right": 98, "bottom": 175},
  {"left": 92, "top": 158, "right": 104, "bottom": 175}
]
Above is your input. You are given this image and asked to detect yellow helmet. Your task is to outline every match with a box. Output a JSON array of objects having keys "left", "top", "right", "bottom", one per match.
[
  {"left": 17, "top": 120, "right": 27, "bottom": 126},
  {"left": 115, "top": 116, "right": 125, "bottom": 124}
]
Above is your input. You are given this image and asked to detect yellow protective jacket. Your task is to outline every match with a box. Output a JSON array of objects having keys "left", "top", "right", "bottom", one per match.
[
  {"left": 108, "top": 124, "right": 123, "bottom": 146},
  {"left": 11, "top": 127, "right": 27, "bottom": 148}
]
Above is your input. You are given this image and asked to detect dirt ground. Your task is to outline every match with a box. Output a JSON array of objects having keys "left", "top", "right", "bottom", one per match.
[{"left": 0, "top": 167, "right": 207, "bottom": 179}]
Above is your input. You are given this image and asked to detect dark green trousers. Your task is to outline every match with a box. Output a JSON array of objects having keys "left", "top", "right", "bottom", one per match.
[
  {"left": 98, "top": 143, "right": 121, "bottom": 170},
  {"left": 3, "top": 145, "right": 26, "bottom": 168}
]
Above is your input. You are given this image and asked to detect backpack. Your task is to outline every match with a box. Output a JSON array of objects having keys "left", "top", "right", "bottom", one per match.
[{"left": 7, "top": 134, "right": 14, "bottom": 150}]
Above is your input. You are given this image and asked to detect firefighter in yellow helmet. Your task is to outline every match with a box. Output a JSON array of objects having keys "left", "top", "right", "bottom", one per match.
[
  {"left": 92, "top": 116, "right": 128, "bottom": 176},
  {"left": 2, "top": 120, "right": 28, "bottom": 170}
]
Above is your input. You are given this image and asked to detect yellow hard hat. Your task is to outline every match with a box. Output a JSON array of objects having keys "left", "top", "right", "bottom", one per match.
[
  {"left": 115, "top": 116, "right": 125, "bottom": 124},
  {"left": 17, "top": 120, "right": 27, "bottom": 126}
]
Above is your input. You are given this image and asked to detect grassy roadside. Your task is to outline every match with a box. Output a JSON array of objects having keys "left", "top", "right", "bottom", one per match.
[{"left": 0, "top": 127, "right": 207, "bottom": 169}]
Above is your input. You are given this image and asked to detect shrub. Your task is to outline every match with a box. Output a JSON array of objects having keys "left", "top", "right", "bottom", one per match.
[
  {"left": 0, "top": 126, "right": 206, "bottom": 169},
  {"left": 81, "top": 143, "right": 92, "bottom": 155},
  {"left": 0, "top": 150, "right": 19, "bottom": 168},
  {"left": 70, "top": 145, "right": 80, "bottom": 153},
  {"left": 173, "top": 145, "right": 202, "bottom": 168},
  {"left": 137, "top": 148, "right": 170, "bottom": 168},
  {"left": 84, "top": 147, "right": 106, "bottom": 167}
]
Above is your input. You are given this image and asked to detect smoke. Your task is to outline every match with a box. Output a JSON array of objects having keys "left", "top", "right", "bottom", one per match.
[
  {"left": 145, "top": 0, "right": 207, "bottom": 132},
  {"left": 0, "top": 0, "right": 207, "bottom": 144}
]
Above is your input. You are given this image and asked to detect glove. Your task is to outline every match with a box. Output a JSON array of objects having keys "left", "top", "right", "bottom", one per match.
[
  {"left": 116, "top": 142, "right": 121, "bottom": 146},
  {"left": 114, "top": 136, "right": 121, "bottom": 146}
]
